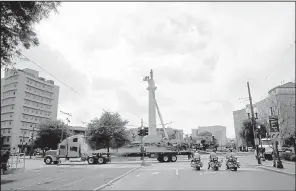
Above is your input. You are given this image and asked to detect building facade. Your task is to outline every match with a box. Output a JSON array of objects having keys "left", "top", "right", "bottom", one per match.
[
  {"left": 1, "top": 68, "right": 59, "bottom": 151},
  {"left": 198, "top": 125, "right": 228, "bottom": 146},
  {"left": 191, "top": 129, "right": 198, "bottom": 138},
  {"left": 233, "top": 82, "right": 295, "bottom": 148}
]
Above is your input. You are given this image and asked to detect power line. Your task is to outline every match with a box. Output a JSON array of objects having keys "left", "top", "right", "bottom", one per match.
[{"left": 16, "top": 51, "right": 98, "bottom": 107}]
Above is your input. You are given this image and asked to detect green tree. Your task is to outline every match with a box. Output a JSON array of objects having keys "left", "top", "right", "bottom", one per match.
[
  {"left": 34, "top": 119, "right": 73, "bottom": 155},
  {"left": 1, "top": 1, "right": 60, "bottom": 68},
  {"left": 86, "top": 111, "right": 130, "bottom": 152},
  {"left": 239, "top": 120, "right": 267, "bottom": 148}
]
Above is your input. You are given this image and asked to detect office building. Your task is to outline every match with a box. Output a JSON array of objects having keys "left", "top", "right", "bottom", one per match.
[
  {"left": 191, "top": 129, "right": 198, "bottom": 138},
  {"left": 198, "top": 125, "right": 228, "bottom": 146},
  {"left": 1, "top": 68, "right": 59, "bottom": 151}
]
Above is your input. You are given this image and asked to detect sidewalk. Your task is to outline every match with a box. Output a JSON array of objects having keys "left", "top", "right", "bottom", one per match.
[{"left": 240, "top": 155, "right": 295, "bottom": 176}]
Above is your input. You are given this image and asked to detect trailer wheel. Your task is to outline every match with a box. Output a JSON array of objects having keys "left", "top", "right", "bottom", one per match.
[
  {"left": 44, "top": 157, "right": 53, "bottom": 165},
  {"left": 88, "top": 157, "right": 95, "bottom": 164},
  {"left": 162, "top": 155, "right": 170, "bottom": 162},
  {"left": 97, "top": 157, "right": 104, "bottom": 164},
  {"left": 171, "top": 155, "right": 177, "bottom": 162}
]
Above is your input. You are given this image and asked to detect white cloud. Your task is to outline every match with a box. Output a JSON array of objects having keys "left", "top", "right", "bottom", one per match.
[{"left": 10, "top": 2, "right": 295, "bottom": 138}]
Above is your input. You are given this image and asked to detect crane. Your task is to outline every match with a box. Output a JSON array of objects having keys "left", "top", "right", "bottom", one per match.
[{"left": 153, "top": 95, "right": 169, "bottom": 141}]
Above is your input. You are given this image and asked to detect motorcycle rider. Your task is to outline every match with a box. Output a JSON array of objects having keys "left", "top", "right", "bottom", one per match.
[
  {"left": 191, "top": 150, "right": 201, "bottom": 162},
  {"left": 226, "top": 149, "right": 236, "bottom": 169},
  {"left": 208, "top": 150, "right": 218, "bottom": 169}
]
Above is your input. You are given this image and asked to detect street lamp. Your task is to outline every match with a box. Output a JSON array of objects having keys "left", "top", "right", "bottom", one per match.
[{"left": 246, "top": 106, "right": 261, "bottom": 164}]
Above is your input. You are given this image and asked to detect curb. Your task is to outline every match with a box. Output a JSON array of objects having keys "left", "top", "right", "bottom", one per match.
[
  {"left": 257, "top": 165, "right": 295, "bottom": 177},
  {"left": 92, "top": 166, "right": 142, "bottom": 190}
]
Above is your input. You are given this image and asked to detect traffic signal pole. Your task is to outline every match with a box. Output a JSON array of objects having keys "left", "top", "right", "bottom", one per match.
[{"left": 141, "top": 119, "right": 145, "bottom": 166}]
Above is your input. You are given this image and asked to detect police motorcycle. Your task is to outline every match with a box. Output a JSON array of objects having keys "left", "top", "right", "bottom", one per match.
[
  {"left": 208, "top": 157, "right": 223, "bottom": 171},
  {"left": 226, "top": 156, "right": 240, "bottom": 171},
  {"left": 190, "top": 157, "right": 203, "bottom": 171}
]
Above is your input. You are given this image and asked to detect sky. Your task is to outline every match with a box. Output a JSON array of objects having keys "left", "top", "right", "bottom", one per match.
[{"left": 4, "top": 2, "right": 295, "bottom": 138}]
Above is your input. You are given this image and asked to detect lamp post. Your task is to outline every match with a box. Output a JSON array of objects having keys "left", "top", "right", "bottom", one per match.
[{"left": 246, "top": 106, "right": 261, "bottom": 164}]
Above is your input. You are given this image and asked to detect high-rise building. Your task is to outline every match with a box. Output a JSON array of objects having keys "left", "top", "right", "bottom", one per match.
[
  {"left": 1, "top": 68, "right": 59, "bottom": 151},
  {"left": 233, "top": 109, "right": 248, "bottom": 148},
  {"left": 198, "top": 125, "right": 228, "bottom": 146}
]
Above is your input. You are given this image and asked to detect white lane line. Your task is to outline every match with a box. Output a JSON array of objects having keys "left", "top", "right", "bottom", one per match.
[
  {"left": 176, "top": 169, "right": 179, "bottom": 176},
  {"left": 152, "top": 172, "right": 160, "bottom": 175}
]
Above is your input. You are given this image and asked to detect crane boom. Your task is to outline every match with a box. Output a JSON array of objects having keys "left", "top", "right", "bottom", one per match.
[{"left": 153, "top": 95, "right": 169, "bottom": 141}]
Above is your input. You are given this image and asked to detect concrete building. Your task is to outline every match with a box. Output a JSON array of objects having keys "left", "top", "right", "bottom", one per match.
[
  {"left": 191, "top": 129, "right": 198, "bottom": 138},
  {"left": 68, "top": 126, "right": 87, "bottom": 135},
  {"left": 1, "top": 68, "right": 59, "bottom": 151},
  {"left": 198, "top": 126, "right": 228, "bottom": 146},
  {"left": 233, "top": 82, "right": 295, "bottom": 148}
]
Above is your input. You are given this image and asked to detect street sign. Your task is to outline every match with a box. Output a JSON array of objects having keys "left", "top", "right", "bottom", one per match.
[
  {"left": 270, "top": 132, "right": 280, "bottom": 140},
  {"left": 254, "top": 138, "right": 259, "bottom": 146},
  {"left": 269, "top": 116, "right": 279, "bottom": 133}
]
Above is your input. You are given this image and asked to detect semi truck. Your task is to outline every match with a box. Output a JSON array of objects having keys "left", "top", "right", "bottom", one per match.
[{"left": 44, "top": 135, "right": 111, "bottom": 165}]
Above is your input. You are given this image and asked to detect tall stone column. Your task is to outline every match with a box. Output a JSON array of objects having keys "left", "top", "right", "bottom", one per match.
[{"left": 143, "top": 69, "right": 159, "bottom": 143}]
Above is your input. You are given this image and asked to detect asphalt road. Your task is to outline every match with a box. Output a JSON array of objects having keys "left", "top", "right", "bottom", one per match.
[
  {"left": 1, "top": 154, "right": 295, "bottom": 190},
  {"left": 103, "top": 162, "right": 295, "bottom": 190},
  {"left": 1, "top": 164, "right": 139, "bottom": 191}
]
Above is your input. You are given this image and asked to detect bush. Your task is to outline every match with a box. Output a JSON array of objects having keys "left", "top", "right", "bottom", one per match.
[
  {"left": 282, "top": 152, "right": 293, "bottom": 161},
  {"left": 290, "top": 155, "right": 296, "bottom": 162}
]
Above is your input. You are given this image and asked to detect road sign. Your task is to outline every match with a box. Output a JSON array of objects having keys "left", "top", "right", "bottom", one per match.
[
  {"left": 254, "top": 138, "right": 259, "bottom": 146},
  {"left": 269, "top": 116, "right": 279, "bottom": 133},
  {"left": 270, "top": 132, "right": 280, "bottom": 140}
]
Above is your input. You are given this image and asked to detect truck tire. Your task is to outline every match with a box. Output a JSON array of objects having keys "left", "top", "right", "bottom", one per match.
[
  {"left": 162, "top": 155, "right": 170, "bottom": 162},
  {"left": 97, "top": 157, "right": 104, "bottom": 164},
  {"left": 171, "top": 155, "right": 177, "bottom": 162},
  {"left": 157, "top": 157, "right": 163, "bottom": 162},
  {"left": 88, "top": 157, "right": 95, "bottom": 164},
  {"left": 53, "top": 161, "right": 59, "bottom": 165},
  {"left": 44, "top": 157, "right": 52, "bottom": 165}
]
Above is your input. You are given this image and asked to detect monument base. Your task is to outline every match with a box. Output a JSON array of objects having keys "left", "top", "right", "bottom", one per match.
[{"left": 143, "top": 134, "right": 161, "bottom": 143}]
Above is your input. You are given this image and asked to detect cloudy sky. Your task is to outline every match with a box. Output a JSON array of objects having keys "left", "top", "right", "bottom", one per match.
[{"left": 7, "top": 2, "right": 295, "bottom": 138}]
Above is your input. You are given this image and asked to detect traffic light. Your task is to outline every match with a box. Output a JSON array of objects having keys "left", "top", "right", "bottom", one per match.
[
  {"left": 138, "top": 128, "right": 144, "bottom": 136},
  {"left": 144, "top": 127, "right": 149, "bottom": 136}
]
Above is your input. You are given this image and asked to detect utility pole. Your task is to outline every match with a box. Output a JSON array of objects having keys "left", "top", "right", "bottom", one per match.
[
  {"left": 29, "top": 126, "right": 35, "bottom": 159},
  {"left": 21, "top": 131, "right": 25, "bottom": 153},
  {"left": 270, "top": 107, "right": 283, "bottom": 168},
  {"left": 247, "top": 82, "right": 261, "bottom": 164}
]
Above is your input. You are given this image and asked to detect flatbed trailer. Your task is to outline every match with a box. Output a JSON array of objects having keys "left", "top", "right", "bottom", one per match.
[{"left": 121, "top": 151, "right": 192, "bottom": 162}]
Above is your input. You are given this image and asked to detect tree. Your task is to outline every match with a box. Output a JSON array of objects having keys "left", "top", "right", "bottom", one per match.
[
  {"left": 34, "top": 119, "right": 73, "bottom": 155},
  {"left": 239, "top": 119, "right": 268, "bottom": 148},
  {"left": 86, "top": 111, "right": 130, "bottom": 152},
  {"left": 1, "top": 1, "right": 60, "bottom": 68}
]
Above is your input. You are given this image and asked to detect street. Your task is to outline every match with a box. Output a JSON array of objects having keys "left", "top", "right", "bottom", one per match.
[{"left": 1, "top": 155, "right": 295, "bottom": 190}]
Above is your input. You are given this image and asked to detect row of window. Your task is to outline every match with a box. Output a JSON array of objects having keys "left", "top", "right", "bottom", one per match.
[
  {"left": 24, "top": 99, "right": 52, "bottom": 110},
  {"left": 25, "top": 92, "right": 52, "bottom": 103},
  {"left": 23, "top": 107, "right": 51, "bottom": 116},
  {"left": 1, "top": 121, "right": 12, "bottom": 127},
  {"left": 4, "top": 75, "right": 18, "bottom": 84},
  {"left": 1, "top": 128, "right": 11, "bottom": 134},
  {"left": 2, "top": 83, "right": 17, "bottom": 91},
  {"left": 2, "top": 90, "right": 16, "bottom": 99},
  {"left": 1, "top": 112, "right": 14, "bottom": 119},
  {"left": 21, "top": 122, "right": 37, "bottom": 129},
  {"left": 22, "top": 114, "right": 50, "bottom": 122},
  {"left": 26, "top": 85, "right": 53, "bottom": 98},
  {"left": 2, "top": 98, "right": 15, "bottom": 105},
  {"left": 1, "top": 105, "right": 14, "bottom": 113},
  {"left": 27, "top": 78, "right": 54, "bottom": 92}
]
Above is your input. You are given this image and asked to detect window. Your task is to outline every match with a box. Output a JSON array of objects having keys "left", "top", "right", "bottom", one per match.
[
  {"left": 7, "top": 137, "right": 9, "bottom": 142},
  {"left": 70, "top": 147, "right": 78, "bottom": 152},
  {"left": 13, "top": 92, "right": 15, "bottom": 95},
  {"left": 60, "top": 145, "right": 66, "bottom": 149},
  {"left": 8, "top": 129, "right": 10, "bottom": 133},
  {"left": 9, "top": 121, "right": 11, "bottom": 125},
  {"left": 73, "top": 138, "right": 78, "bottom": 142}
]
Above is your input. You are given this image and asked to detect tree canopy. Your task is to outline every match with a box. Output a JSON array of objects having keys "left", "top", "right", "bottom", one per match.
[
  {"left": 239, "top": 119, "right": 267, "bottom": 147},
  {"left": 34, "top": 119, "right": 73, "bottom": 150},
  {"left": 1, "top": 1, "right": 60, "bottom": 68},
  {"left": 86, "top": 111, "right": 130, "bottom": 152}
]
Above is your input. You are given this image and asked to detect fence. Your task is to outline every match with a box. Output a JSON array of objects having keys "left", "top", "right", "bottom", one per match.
[{"left": 7, "top": 153, "right": 26, "bottom": 172}]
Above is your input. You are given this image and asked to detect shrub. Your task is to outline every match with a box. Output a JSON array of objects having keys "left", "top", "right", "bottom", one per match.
[
  {"left": 282, "top": 152, "right": 293, "bottom": 161},
  {"left": 290, "top": 155, "right": 296, "bottom": 162}
]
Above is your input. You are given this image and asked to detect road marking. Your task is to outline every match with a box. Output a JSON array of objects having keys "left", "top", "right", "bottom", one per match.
[
  {"left": 136, "top": 174, "right": 140, "bottom": 177},
  {"left": 49, "top": 175, "right": 95, "bottom": 190},
  {"left": 92, "top": 166, "right": 141, "bottom": 191},
  {"left": 176, "top": 169, "right": 179, "bottom": 175},
  {"left": 152, "top": 172, "right": 160, "bottom": 175}
]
